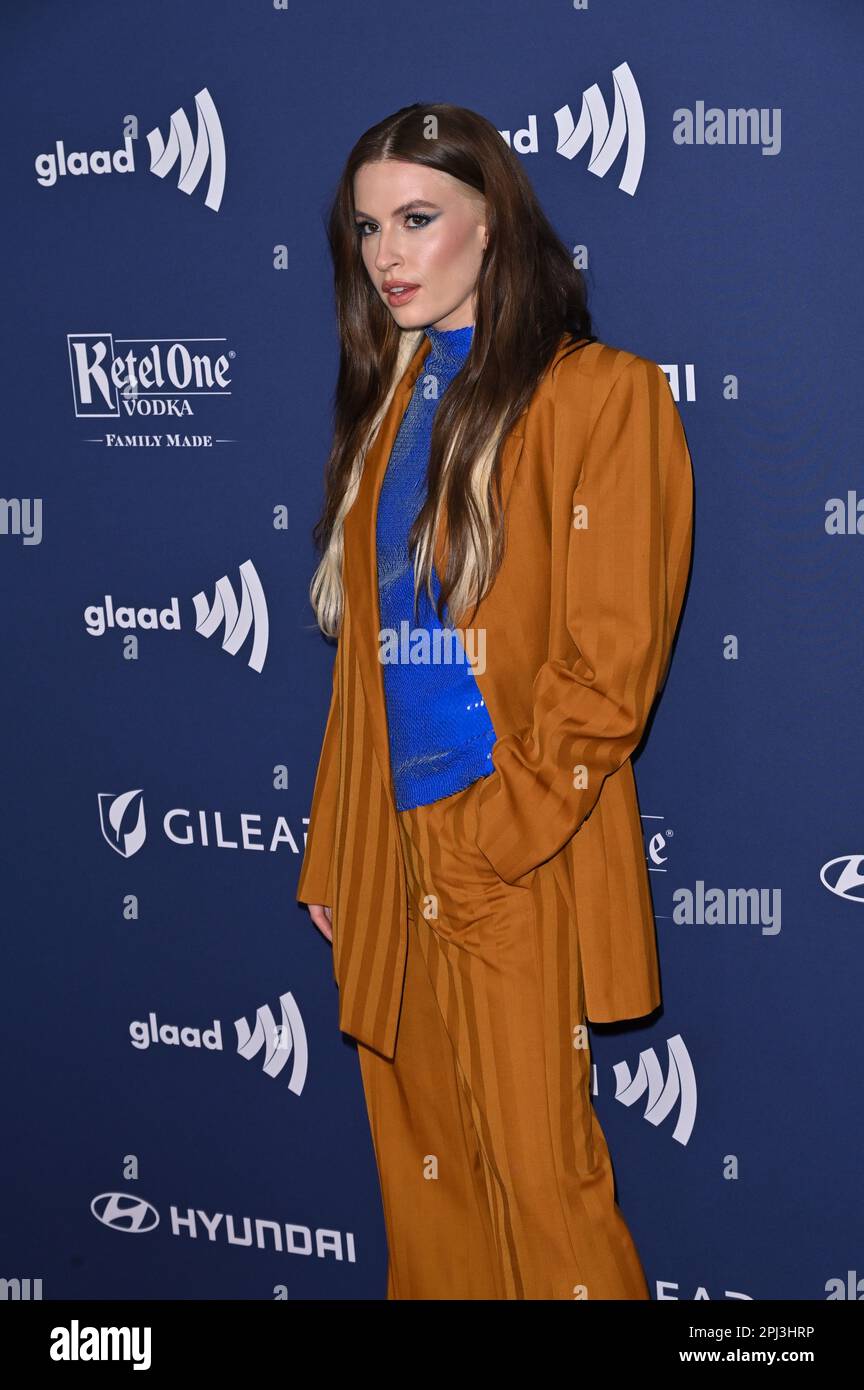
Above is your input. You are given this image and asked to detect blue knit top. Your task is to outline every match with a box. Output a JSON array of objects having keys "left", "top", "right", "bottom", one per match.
[{"left": 375, "top": 322, "right": 497, "bottom": 811}]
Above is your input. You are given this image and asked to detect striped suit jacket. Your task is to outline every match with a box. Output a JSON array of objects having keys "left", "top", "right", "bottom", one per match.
[{"left": 297, "top": 332, "right": 694, "bottom": 1059}]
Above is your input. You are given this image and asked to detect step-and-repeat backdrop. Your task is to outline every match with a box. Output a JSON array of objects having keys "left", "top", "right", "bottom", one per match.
[{"left": 2, "top": 0, "right": 860, "bottom": 1301}]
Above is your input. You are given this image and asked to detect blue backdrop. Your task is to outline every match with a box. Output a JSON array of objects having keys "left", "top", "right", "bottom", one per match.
[{"left": 2, "top": 0, "right": 861, "bottom": 1302}]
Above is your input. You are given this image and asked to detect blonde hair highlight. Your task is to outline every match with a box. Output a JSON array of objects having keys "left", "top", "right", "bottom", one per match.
[{"left": 309, "top": 326, "right": 511, "bottom": 639}]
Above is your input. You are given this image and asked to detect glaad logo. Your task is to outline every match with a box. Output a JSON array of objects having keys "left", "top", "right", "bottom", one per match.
[
  {"left": 553, "top": 61, "right": 645, "bottom": 195},
  {"left": 193, "top": 560, "right": 269, "bottom": 672},
  {"left": 610, "top": 1034, "right": 696, "bottom": 1145},
  {"left": 97, "top": 790, "right": 304, "bottom": 859},
  {"left": 235, "top": 993, "right": 309, "bottom": 1096},
  {"left": 129, "top": 995, "right": 308, "bottom": 1095},
  {"left": 820, "top": 855, "right": 864, "bottom": 903},
  {"left": 68, "top": 333, "right": 233, "bottom": 420},
  {"left": 91, "top": 1193, "right": 159, "bottom": 1233},
  {"left": 146, "top": 87, "right": 226, "bottom": 211},
  {"left": 90, "top": 1193, "right": 356, "bottom": 1260},
  {"left": 84, "top": 559, "right": 268, "bottom": 672},
  {"left": 500, "top": 63, "right": 645, "bottom": 195},
  {"left": 35, "top": 87, "right": 225, "bottom": 211}
]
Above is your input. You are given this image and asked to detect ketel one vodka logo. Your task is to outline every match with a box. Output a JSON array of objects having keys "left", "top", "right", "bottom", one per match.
[
  {"left": 68, "top": 333, "right": 233, "bottom": 420},
  {"left": 35, "top": 86, "right": 226, "bottom": 212},
  {"left": 84, "top": 559, "right": 269, "bottom": 673}
]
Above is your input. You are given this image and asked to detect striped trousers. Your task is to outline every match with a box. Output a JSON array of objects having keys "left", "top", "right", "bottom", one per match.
[{"left": 355, "top": 778, "right": 651, "bottom": 1300}]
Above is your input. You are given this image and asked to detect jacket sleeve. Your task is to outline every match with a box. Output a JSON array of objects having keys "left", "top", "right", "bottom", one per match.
[
  {"left": 473, "top": 354, "right": 694, "bottom": 885},
  {"left": 296, "top": 651, "right": 341, "bottom": 907}
]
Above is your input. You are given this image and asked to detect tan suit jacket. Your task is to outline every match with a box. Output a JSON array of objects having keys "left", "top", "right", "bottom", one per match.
[{"left": 297, "top": 333, "right": 694, "bottom": 1059}]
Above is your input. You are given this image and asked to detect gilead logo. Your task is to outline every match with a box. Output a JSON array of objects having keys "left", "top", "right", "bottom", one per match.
[
  {"left": 97, "top": 790, "right": 305, "bottom": 860},
  {"left": 34, "top": 86, "right": 225, "bottom": 211}
]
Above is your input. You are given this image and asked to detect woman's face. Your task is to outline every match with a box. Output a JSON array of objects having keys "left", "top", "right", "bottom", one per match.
[{"left": 353, "top": 159, "right": 487, "bottom": 332}]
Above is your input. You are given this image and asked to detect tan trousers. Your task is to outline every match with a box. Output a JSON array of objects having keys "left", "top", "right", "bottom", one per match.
[{"left": 356, "top": 779, "right": 651, "bottom": 1300}]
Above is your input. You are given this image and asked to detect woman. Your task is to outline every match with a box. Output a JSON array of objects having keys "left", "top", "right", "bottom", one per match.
[{"left": 297, "top": 102, "right": 693, "bottom": 1300}]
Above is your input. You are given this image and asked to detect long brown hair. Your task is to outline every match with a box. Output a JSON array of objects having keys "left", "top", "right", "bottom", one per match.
[{"left": 309, "top": 101, "right": 594, "bottom": 638}]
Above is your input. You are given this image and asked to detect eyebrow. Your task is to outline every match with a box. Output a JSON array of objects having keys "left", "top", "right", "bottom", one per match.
[{"left": 353, "top": 200, "right": 440, "bottom": 219}]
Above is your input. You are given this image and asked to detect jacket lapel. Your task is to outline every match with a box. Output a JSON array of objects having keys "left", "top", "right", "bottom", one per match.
[
  {"left": 342, "top": 333, "right": 431, "bottom": 807},
  {"left": 342, "top": 331, "right": 531, "bottom": 808}
]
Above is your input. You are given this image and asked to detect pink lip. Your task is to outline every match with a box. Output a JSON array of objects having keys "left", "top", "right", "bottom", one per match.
[{"left": 384, "top": 284, "right": 420, "bottom": 305}]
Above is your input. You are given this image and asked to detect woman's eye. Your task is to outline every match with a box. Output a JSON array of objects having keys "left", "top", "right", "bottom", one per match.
[{"left": 355, "top": 213, "right": 433, "bottom": 237}]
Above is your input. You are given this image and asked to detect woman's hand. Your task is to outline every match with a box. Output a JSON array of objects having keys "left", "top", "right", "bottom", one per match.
[{"left": 307, "top": 903, "right": 333, "bottom": 942}]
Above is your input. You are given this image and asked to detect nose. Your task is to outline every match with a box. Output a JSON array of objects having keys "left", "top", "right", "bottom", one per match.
[{"left": 373, "top": 223, "right": 403, "bottom": 274}]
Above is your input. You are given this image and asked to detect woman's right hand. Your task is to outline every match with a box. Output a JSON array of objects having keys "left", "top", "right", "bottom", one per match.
[{"left": 307, "top": 904, "right": 333, "bottom": 943}]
